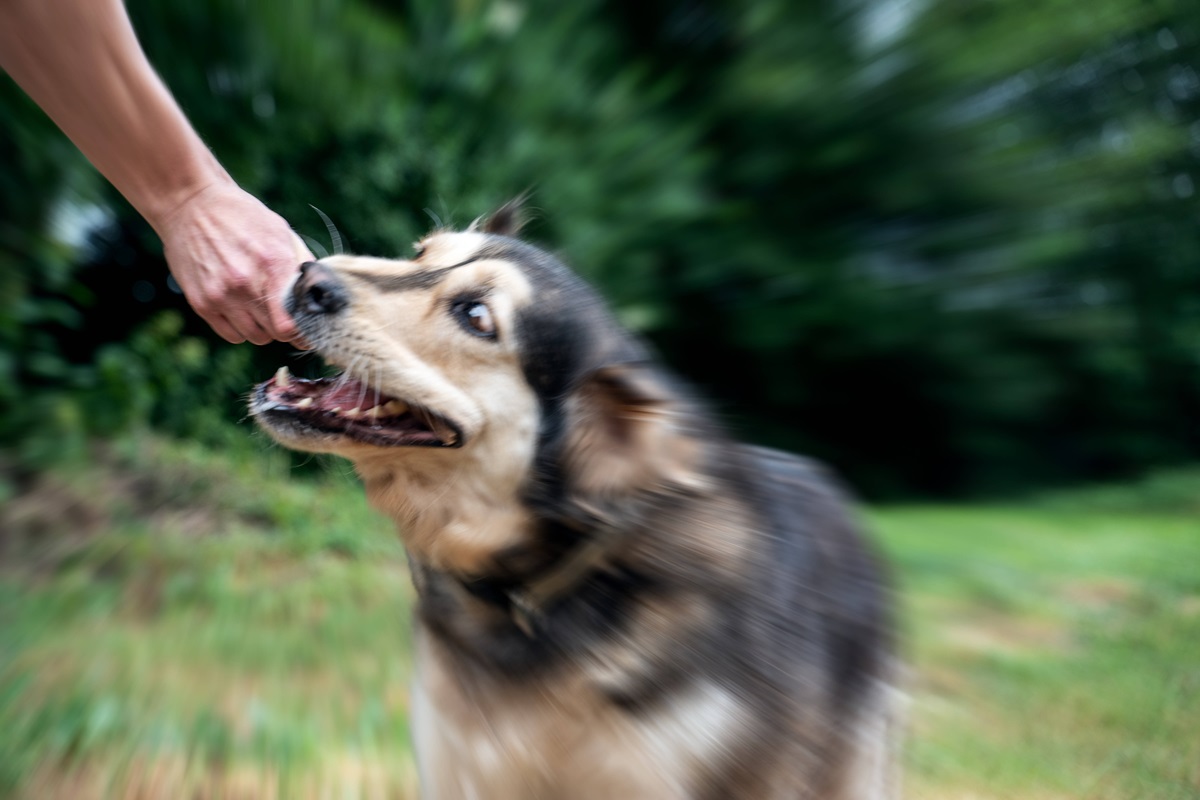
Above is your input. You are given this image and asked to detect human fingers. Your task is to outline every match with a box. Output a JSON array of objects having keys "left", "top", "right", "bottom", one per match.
[
  {"left": 282, "top": 234, "right": 315, "bottom": 349},
  {"left": 207, "top": 313, "right": 247, "bottom": 345},
  {"left": 183, "top": 286, "right": 247, "bottom": 345},
  {"left": 263, "top": 288, "right": 304, "bottom": 346},
  {"left": 290, "top": 231, "right": 313, "bottom": 264},
  {"left": 226, "top": 307, "right": 273, "bottom": 346},
  {"left": 240, "top": 233, "right": 311, "bottom": 346}
]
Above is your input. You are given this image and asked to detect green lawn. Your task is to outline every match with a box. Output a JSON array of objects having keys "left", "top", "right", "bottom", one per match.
[
  {"left": 877, "top": 503, "right": 1200, "bottom": 799},
  {"left": 2, "top": 434, "right": 1197, "bottom": 799}
]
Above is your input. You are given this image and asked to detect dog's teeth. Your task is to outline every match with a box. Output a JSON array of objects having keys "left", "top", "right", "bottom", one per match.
[
  {"left": 296, "top": 397, "right": 314, "bottom": 409},
  {"left": 346, "top": 407, "right": 360, "bottom": 418},
  {"left": 366, "top": 407, "right": 381, "bottom": 419},
  {"left": 330, "top": 407, "right": 341, "bottom": 414},
  {"left": 275, "top": 366, "right": 291, "bottom": 388},
  {"left": 381, "top": 400, "right": 408, "bottom": 416}
]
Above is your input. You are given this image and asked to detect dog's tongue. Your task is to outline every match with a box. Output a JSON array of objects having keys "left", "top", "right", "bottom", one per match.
[
  {"left": 261, "top": 366, "right": 458, "bottom": 446},
  {"left": 271, "top": 368, "right": 407, "bottom": 415},
  {"left": 317, "top": 379, "right": 388, "bottom": 409}
]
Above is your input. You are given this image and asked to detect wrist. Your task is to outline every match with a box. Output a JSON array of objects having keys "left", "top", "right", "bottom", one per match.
[{"left": 134, "top": 156, "right": 234, "bottom": 234}]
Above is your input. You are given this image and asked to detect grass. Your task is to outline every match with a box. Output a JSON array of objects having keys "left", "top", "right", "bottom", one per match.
[
  {"left": 0, "top": 436, "right": 417, "bottom": 799},
  {"left": 876, "top": 501, "right": 1200, "bottom": 799},
  {"left": 1, "top": 433, "right": 1198, "bottom": 798}
]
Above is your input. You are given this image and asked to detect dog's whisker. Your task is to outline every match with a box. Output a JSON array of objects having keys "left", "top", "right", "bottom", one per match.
[
  {"left": 300, "top": 233, "right": 330, "bottom": 259},
  {"left": 310, "top": 204, "right": 345, "bottom": 256},
  {"left": 331, "top": 355, "right": 362, "bottom": 393},
  {"left": 355, "top": 364, "right": 370, "bottom": 411}
]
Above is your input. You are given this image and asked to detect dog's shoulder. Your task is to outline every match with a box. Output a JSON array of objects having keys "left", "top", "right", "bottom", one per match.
[
  {"left": 733, "top": 443, "right": 892, "bottom": 688},
  {"left": 739, "top": 442, "right": 885, "bottom": 594},
  {"left": 743, "top": 443, "right": 841, "bottom": 489},
  {"left": 734, "top": 444, "right": 864, "bottom": 545}
]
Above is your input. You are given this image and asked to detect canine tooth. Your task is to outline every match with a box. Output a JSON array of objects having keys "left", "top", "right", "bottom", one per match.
[
  {"left": 366, "top": 407, "right": 381, "bottom": 419},
  {"left": 345, "top": 407, "right": 360, "bottom": 418},
  {"left": 381, "top": 400, "right": 408, "bottom": 416},
  {"left": 276, "top": 366, "right": 291, "bottom": 387},
  {"left": 330, "top": 407, "right": 341, "bottom": 414},
  {"left": 296, "top": 397, "right": 314, "bottom": 409}
]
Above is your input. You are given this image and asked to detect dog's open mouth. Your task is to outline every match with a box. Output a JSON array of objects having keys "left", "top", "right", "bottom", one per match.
[{"left": 254, "top": 367, "right": 462, "bottom": 448}]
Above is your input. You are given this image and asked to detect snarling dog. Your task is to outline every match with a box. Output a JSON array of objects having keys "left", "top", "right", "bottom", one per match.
[{"left": 251, "top": 203, "right": 898, "bottom": 799}]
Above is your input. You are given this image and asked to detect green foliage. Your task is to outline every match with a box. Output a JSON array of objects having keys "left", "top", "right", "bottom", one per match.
[
  {"left": 1031, "top": 465, "right": 1200, "bottom": 515},
  {"left": 1, "top": 310, "right": 253, "bottom": 468}
]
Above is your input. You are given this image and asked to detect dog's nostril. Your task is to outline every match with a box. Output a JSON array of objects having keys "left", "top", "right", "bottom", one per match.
[
  {"left": 304, "top": 280, "right": 348, "bottom": 314},
  {"left": 292, "top": 261, "right": 348, "bottom": 315}
]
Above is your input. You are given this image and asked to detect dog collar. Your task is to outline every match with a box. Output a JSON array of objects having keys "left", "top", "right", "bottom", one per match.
[{"left": 456, "top": 507, "right": 632, "bottom": 638}]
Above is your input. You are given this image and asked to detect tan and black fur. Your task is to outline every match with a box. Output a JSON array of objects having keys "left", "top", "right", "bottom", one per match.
[{"left": 251, "top": 203, "right": 899, "bottom": 799}]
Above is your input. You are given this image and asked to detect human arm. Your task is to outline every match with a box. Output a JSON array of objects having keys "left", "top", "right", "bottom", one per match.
[{"left": 0, "top": 0, "right": 309, "bottom": 345}]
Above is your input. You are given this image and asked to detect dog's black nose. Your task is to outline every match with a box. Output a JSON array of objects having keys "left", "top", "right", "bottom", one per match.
[{"left": 294, "top": 261, "right": 348, "bottom": 315}]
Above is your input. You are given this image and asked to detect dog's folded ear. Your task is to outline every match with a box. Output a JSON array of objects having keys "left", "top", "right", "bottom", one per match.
[
  {"left": 561, "top": 364, "right": 710, "bottom": 509},
  {"left": 479, "top": 197, "right": 528, "bottom": 237}
]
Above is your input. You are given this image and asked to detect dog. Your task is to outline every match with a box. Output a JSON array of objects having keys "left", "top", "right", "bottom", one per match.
[{"left": 251, "top": 202, "right": 899, "bottom": 799}]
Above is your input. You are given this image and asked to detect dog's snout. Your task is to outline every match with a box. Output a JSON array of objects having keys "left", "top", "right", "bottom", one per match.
[{"left": 294, "top": 261, "right": 348, "bottom": 315}]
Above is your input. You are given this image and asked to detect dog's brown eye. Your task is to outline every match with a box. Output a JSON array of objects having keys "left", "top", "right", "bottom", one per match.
[{"left": 454, "top": 300, "right": 497, "bottom": 339}]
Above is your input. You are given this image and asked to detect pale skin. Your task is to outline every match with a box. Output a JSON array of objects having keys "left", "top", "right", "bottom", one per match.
[{"left": 0, "top": 0, "right": 310, "bottom": 346}]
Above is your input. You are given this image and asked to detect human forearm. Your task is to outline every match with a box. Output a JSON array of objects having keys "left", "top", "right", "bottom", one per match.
[
  {"left": 3, "top": 0, "right": 312, "bottom": 347},
  {"left": 0, "top": 0, "right": 229, "bottom": 229}
]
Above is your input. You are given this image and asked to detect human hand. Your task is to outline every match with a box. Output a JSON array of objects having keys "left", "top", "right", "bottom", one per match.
[{"left": 155, "top": 180, "right": 312, "bottom": 347}]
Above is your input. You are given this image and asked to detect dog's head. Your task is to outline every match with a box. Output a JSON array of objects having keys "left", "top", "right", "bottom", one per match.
[{"left": 252, "top": 203, "right": 708, "bottom": 571}]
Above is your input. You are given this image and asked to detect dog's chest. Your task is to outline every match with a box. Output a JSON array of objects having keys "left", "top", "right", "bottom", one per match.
[{"left": 410, "top": 630, "right": 742, "bottom": 800}]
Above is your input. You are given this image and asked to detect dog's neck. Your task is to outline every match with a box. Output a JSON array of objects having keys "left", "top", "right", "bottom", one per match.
[
  {"left": 354, "top": 447, "right": 641, "bottom": 639},
  {"left": 355, "top": 450, "right": 535, "bottom": 578}
]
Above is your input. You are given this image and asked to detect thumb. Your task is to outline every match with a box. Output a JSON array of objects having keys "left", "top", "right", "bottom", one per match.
[{"left": 292, "top": 232, "right": 314, "bottom": 263}]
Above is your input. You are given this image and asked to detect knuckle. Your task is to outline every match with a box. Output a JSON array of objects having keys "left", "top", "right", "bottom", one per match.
[
  {"left": 255, "top": 252, "right": 283, "bottom": 270},
  {"left": 189, "top": 295, "right": 216, "bottom": 316},
  {"left": 227, "top": 273, "right": 255, "bottom": 293}
]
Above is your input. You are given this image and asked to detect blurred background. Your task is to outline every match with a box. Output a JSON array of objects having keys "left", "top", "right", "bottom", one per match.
[{"left": 2, "top": 1, "right": 1198, "bottom": 798}]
